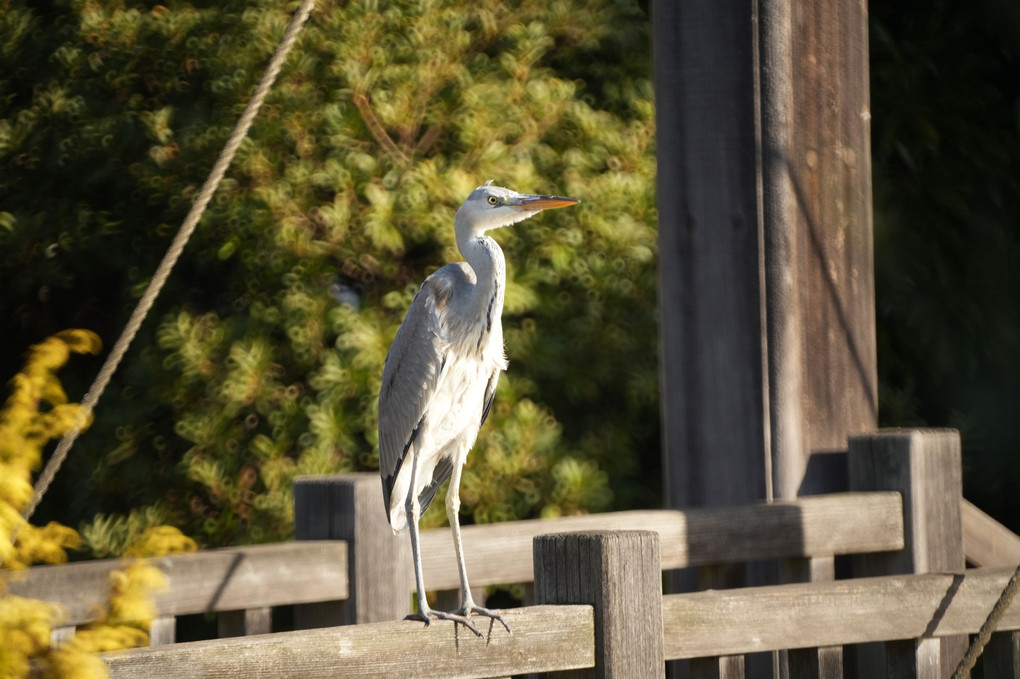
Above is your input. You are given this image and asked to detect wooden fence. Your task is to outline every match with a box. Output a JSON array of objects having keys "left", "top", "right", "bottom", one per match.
[{"left": 7, "top": 429, "right": 1020, "bottom": 678}]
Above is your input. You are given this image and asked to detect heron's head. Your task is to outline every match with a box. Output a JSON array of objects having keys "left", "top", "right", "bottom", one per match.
[{"left": 455, "top": 180, "right": 579, "bottom": 242}]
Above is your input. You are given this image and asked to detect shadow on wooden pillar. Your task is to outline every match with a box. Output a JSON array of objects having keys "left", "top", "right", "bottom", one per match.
[
  {"left": 293, "top": 473, "right": 411, "bottom": 628},
  {"left": 534, "top": 531, "right": 664, "bottom": 679},
  {"left": 849, "top": 429, "right": 966, "bottom": 679}
]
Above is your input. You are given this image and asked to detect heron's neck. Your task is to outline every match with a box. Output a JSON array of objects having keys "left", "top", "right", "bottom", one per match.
[{"left": 456, "top": 233, "right": 506, "bottom": 316}]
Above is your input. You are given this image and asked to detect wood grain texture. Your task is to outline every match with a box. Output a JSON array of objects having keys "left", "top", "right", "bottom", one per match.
[
  {"left": 962, "top": 498, "right": 1020, "bottom": 568},
  {"left": 419, "top": 492, "right": 902, "bottom": 590},
  {"left": 653, "top": 0, "right": 770, "bottom": 512},
  {"left": 662, "top": 567, "right": 1020, "bottom": 659},
  {"left": 294, "top": 474, "right": 411, "bottom": 625},
  {"left": 5, "top": 541, "right": 347, "bottom": 626},
  {"left": 103, "top": 605, "right": 593, "bottom": 679},
  {"left": 848, "top": 429, "right": 966, "bottom": 677},
  {"left": 534, "top": 531, "right": 664, "bottom": 679}
]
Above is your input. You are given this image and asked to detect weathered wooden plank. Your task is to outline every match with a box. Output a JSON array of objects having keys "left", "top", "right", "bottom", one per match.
[
  {"left": 419, "top": 492, "right": 902, "bottom": 590},
  {"left": 962, "top": 498, "right": 1020, "bottom": 568},
  {"left": 103, "top": 605, "right": 594, "bottom": 679},
  {"left": 294, "top": 474, "right": 410, "bottom": 626},
  {"left": 6, "top": 541, "right": 347, "bottom": 626},
  {"left": 662, "top": 567, "right": 1020, "bottom": 660},
  {"left": 535, "top": 531, "right": 664, "bottom": 678}
]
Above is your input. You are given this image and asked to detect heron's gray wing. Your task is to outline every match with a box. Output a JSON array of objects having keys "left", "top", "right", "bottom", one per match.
[{"left": 378, "top": 268, "right": 461, "bottom": 514}]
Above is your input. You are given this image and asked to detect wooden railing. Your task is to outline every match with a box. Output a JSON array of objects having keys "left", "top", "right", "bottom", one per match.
[{"left": 5, "top": 429, "right": 1019, "bottom": 678}]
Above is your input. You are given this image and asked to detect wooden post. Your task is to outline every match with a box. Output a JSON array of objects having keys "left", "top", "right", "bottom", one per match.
[
  {"left": 293, "top": 473, "right": 410, "bottom": 627},
  {"left": 848, "top": 429, "right": 965, "bottom": 679},
  {"left": 534, "top": 531, "right": 664, "bottom": 679},
  {"left": 653, "top": 0, "right": 876, "bottom": 504}
]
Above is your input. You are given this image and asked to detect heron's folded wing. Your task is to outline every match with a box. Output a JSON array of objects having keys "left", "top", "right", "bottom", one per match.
[{"left": 377, "top": 271, "right": 458, "bottom": 511}]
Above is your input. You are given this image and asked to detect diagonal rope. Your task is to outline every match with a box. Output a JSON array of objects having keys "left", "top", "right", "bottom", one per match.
[
  {"left": 952, "top": 563, "right": 1020, "bottom": 678},
  {"left": 16, "top": 0, "right": 318, "bottom": 527}
]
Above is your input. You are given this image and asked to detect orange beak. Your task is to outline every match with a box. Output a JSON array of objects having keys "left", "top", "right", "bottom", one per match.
[{"left": 512, "top": 194, "right": 581, "bottom": 212}]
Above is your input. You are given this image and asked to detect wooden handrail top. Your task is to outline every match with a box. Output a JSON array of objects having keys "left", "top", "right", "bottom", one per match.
[
  {"left": 419, "top": 491, "right": 904, "bottom": 590},
  {"left": 663, "top": 566, "right": 1020, "bottom": 660},
  {"left": 962, "top": 498, "right": 1020, "bottom": 568},
  {"left": 103, "top": 605, "right": 594, "bottom": 679},
  {"left": 5, "top": 541, "right": 348, "bottom": 626}
]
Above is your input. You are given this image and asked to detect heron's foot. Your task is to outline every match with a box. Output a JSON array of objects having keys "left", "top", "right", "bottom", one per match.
[
  {"left": 457, "top": 604, "right": 513, "bottom": 635},
  {"left": 405, "top": 609, "right": 484, "bottom": 637}
]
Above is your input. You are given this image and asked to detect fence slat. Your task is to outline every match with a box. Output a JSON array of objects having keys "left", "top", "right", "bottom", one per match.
[
  {"left": 662, "top": 567, "right": 1020, "bottom": 660},
  {"left": 534, "top": 530, "right": 664, "bottom": 679},
  {"left": 218, "top": 607, "right": 272, "bottom": 637},
  {"left": 420, "top": 492, "right": 902, "bottom": 591},
  {"left": 103, "top": 605, "right": 594, "bottom": 679},
  {"left": 149, "top": 616, "right": 175, "bottom": 646},
  {"left": 7, "top": 541, "right": 347, "bottom": 626}
]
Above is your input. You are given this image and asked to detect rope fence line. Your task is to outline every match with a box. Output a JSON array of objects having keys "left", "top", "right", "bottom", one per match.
[
  {"left": 952, "top": 562, "right": 1020, "bottom": 678},
  {"left": 16, "top": 0, "right": 318, "bottom": 527}
]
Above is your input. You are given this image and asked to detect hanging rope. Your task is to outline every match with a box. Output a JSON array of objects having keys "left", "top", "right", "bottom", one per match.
[
  {"left": 952, "top": 563, "right": 1020, "bottom": 678},
  {"left": 17, "top": 0, "right": 318, "bottom": 526}
]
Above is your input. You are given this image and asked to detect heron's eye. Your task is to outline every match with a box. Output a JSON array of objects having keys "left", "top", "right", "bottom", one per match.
[{"left": 487, "top": 196, "right": 499, "bottom": 205}]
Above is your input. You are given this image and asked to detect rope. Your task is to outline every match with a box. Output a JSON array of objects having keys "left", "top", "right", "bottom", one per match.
[
  {"left": 16, "top": 0, "right": 318, "bottom": 526},
  {"left": 952, "top": 563, "right": 1020, "bottom": 678}
]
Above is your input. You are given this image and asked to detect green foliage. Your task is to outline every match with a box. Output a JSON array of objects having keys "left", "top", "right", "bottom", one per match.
[
  {"left": 0, "top": 331, "right": 197, "bottom": 679},
  {"left": 1, "top": 0, "right": 655, "bottom": 546}
]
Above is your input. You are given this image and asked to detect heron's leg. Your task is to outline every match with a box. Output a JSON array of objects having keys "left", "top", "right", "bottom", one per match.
[
  {"left": 446, "top": 457, "right": 512, "bottom": 635},
  {"left": 404, "top": 469, "right": 430, "bottom": 617},
  {"left": 403, "top": 445, "right": 483, "bottom": 637}
]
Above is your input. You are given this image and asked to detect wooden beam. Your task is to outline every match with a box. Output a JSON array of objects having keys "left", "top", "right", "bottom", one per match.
[
  {"left": 962, "top": 498, "right": 1020, "bottom": 568},
  {"left": 419, "top": 492, "right": 902, "bottom": 590},
  {"left": 103, "top": 605, "right": 594, "bottom": 679},
  {"left": 6, "top": 541, "right": 347, "bottom": 627},
  {"left": 662, "top": 567, "right": 1020, "bottom": 660}
]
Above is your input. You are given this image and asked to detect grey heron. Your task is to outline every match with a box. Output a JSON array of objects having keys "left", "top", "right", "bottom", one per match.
[{"left": 378, "top": 181, "right": 579, "bottom": 636}]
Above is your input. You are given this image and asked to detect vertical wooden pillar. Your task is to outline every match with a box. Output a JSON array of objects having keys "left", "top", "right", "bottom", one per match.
[
  {"left": 534, "top": 531, "right": 664, "bottom": 679},
  {"left": 849, "top": 429, "right": 966, "bottom": 679},
  {"left": 293, "top": 473, "right": 410, "bottom": 627},
  {"left": 654, "top": 0, "right": 876, "bottom": 503}
]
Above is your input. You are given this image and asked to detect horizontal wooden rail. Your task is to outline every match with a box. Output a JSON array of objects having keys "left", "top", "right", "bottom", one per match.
[
  {"left": 103, "top": 605, "right": 594, "bottom": 679},
  {"left": 420, "top": 491, "right": 903, "bottom": 590},
  {"left": 662, "top": 566, "right": 1020, "bottom": 659},
  {"left": 6, "top": 541, "right": 348, "bottom": 626},
  {"left": 962, "top": 498, "right": 1020, "bottom": 567}
]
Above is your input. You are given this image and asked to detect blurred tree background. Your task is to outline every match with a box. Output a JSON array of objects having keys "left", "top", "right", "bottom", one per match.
[
  {"left": 0, "top": 0, "right": 656, "bottom": 549},
  {"left": 0, "top": 0, "right": 1018, "bottom": 556},
  {"left": 870, "top": 0, "right": 1020, "bottom": 532}
]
